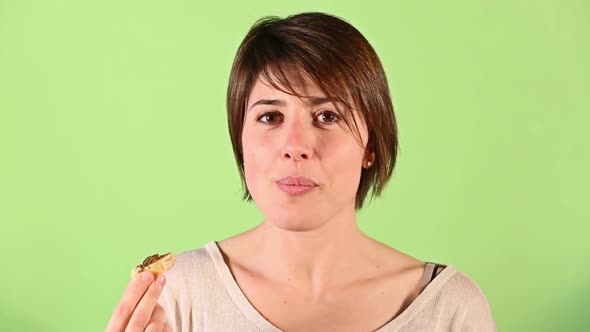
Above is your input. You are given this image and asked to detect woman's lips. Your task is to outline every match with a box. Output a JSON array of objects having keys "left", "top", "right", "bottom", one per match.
[{"left": 276, "top": 176, "right": 318, "bottom": 195}]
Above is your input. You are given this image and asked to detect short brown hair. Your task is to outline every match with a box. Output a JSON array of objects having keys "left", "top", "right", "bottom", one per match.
[{"left": 226, "top": 12, "right": 399, "bottom": 210}]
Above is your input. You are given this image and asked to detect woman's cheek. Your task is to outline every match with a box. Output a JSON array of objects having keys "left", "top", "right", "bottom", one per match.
[{"left": 243, "top": 138, "right": 270, "bottom": 182}]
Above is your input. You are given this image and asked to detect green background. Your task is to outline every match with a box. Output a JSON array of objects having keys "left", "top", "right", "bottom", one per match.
[{"left": 1, "top": 1, "right": 588, "bottom": 331}]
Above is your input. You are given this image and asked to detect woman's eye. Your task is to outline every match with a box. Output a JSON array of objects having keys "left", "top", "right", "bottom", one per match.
[
  {"left": 315, "top": 111, "right": 340, "bottom": 124},
  {"left": 257, "top": 112, "right": 283, "bottom": 124}
]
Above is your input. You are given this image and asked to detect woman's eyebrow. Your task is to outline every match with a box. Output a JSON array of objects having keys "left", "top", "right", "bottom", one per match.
[
  {"left": 248, "top": 99, "right": 286, "bottom": 111},
  {"left": 307, "top": 97, "right": 337, "bottom": 106},
  {"left": 247, "top": 97, "right": 337, "bottom": 112}
]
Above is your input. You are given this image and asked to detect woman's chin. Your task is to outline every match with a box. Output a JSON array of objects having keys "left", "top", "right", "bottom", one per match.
[{"left": 265, "top": 215, "right": 324, "bottom": 232}]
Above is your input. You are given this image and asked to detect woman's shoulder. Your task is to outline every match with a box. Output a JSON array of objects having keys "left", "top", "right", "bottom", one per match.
[
  {"left": 161, "top": 241, "right": 220, "bottom": 289},
  {"left": 426, "top": 264, "right": 497, "bottom": 330},
  {"left": 437, "top": 265, "right": 491, "bottom": 304},
  {"left": 173, "top": 243, "right": 212, "bottom": 266}
]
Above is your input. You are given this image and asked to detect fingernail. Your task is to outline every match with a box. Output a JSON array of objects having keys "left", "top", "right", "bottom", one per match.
[
  {"left": 141, "top": 272, "right": 153, "bottom": 282},
  {"left": 157, "top": 274, "right": 166, "bottom": 285}
]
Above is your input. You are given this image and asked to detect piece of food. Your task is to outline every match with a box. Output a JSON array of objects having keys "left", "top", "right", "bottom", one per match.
[{"left": 131, "top": 252, "right": 176, "bottom": 280}]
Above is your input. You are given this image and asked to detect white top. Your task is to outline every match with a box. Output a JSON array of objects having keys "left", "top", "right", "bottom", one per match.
[{"left": 158, "top": 241, "right": 497, "bottom": 331}]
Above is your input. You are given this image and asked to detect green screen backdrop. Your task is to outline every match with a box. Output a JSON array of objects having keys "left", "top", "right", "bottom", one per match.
[{"left": 1, "top": 1, "right": 588, "bottom": 331}]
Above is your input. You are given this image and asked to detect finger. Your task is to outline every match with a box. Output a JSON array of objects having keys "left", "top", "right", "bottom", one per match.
[
  {"left": 163, "top": 322, "right": 171, "bottom": 332},
  {"left": 144, "top": 305, "right": 166, "bottom": 332},
  {"left": 105, "top": 272, "right": 155, "bottom": 332},
  {"left": 125, "top": 274, "right": 166, "bottom": 332}
]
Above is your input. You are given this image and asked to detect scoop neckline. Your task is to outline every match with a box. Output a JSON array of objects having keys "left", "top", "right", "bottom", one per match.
[{"left": 205, "top": 241, "right": 457, "bottom": 332}]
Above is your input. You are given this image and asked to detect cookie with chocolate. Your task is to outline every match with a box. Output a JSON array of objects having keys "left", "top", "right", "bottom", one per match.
[{"left": 131, "top": 252, "right": 176, "bottom": 280}]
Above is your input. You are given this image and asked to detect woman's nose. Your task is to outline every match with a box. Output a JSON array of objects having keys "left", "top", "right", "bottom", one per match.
[{"left": 281, "top": 120, "right": 314, "bottom": 161}]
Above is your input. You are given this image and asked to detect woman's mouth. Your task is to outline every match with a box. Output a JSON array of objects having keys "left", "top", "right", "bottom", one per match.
[{"left": 276, "top": 176, "right": 318, "bottom": 195}]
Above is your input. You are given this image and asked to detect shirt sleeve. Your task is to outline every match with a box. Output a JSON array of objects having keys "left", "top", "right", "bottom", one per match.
[
  {"left": 456, "top": 278, "right": 497, "bottom": 332},
  {"left": 157, "top": 271, "right": 180, "bottom": 332}
]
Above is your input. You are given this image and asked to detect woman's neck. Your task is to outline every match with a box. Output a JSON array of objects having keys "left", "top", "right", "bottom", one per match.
[{"left": 245, "top": 209, "right": 377, "bottom": 297}]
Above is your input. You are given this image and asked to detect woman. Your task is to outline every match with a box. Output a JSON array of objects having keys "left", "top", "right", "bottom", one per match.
[{"left": 106, "top": 12, "right": 496, "bottom": 332}]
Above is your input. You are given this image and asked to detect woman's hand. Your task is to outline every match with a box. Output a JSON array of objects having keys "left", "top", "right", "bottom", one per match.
[{"left": 105, "top": 272, "right": 170, "bottom": 332}]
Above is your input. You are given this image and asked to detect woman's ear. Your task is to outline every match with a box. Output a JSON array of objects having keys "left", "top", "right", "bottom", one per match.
[{"left": 363, "top": 151, "right": 376, "bottom": 168}]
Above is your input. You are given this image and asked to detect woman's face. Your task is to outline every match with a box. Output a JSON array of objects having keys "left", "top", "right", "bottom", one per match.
[{"left": 241, "top": 74, "right": 370, "bottom": 231}]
